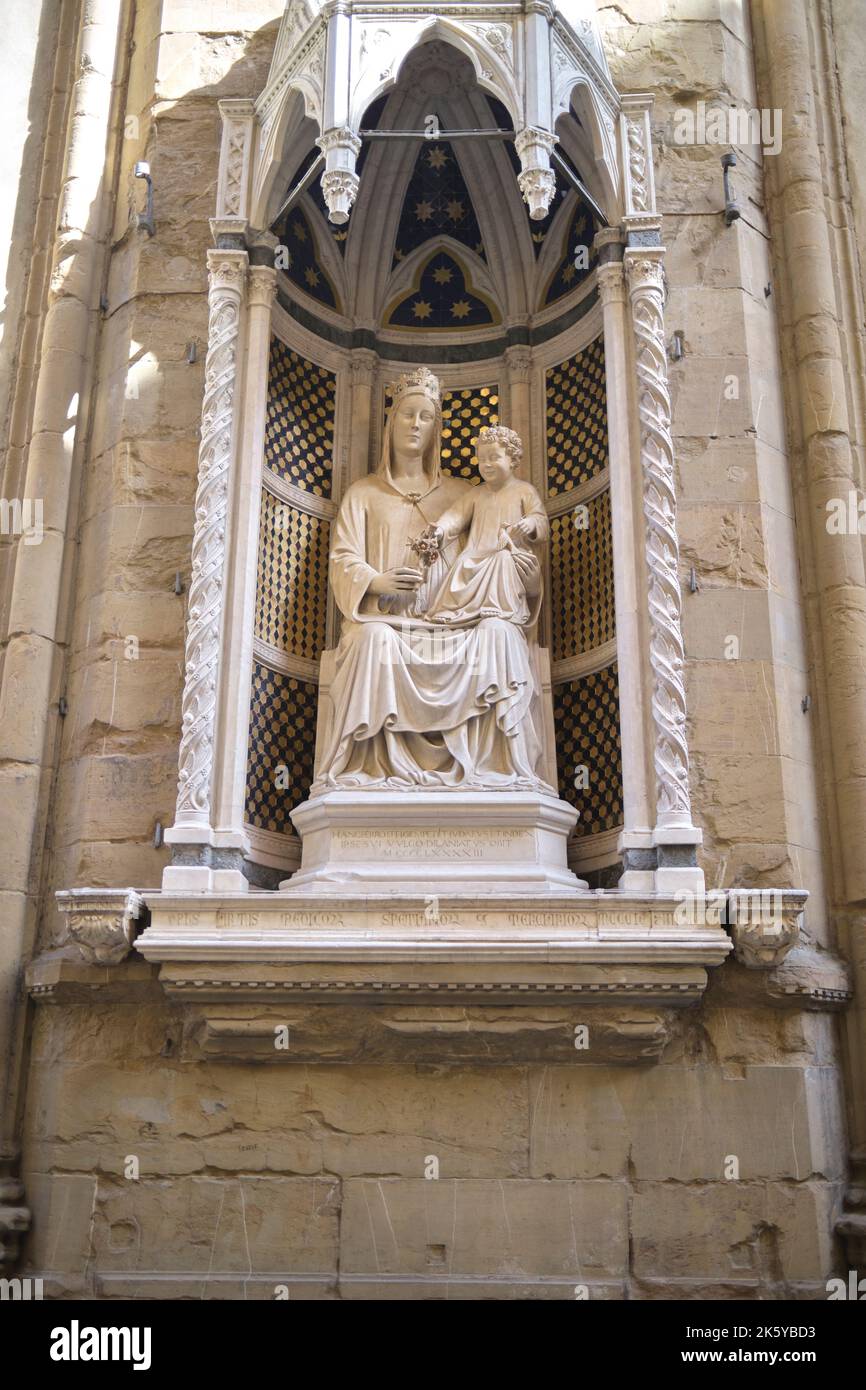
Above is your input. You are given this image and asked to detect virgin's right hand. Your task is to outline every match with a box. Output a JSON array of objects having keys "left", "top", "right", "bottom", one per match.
[{"left": 368, "top": 567, "right": 424, "bottom": 595}]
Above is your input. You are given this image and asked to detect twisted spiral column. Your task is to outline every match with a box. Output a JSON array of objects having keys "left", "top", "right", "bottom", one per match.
[
  {"left": 624, "top": 250, "right": 693, "bottom": 828},
  {"left": 173, "top": 248, "right": 248, "bottom": 829}
]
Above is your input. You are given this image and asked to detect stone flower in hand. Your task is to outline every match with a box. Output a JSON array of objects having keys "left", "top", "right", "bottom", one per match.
[{"left": 409, "top": 525, "right": 443, "bottom": 568}]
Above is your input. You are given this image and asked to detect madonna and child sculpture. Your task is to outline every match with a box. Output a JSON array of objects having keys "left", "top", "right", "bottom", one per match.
[{"left": 282, "top": 367, "right": 587, "bottom": 893}]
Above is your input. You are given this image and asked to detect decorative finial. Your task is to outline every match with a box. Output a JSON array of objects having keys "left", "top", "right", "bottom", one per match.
[{"left": 387, "top": 367, "right": 442, "bottom": 407}]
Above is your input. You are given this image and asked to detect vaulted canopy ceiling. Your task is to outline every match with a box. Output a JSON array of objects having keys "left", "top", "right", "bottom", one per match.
[{"left": 270, "top": 40, "right": 600, "bottom": 332}]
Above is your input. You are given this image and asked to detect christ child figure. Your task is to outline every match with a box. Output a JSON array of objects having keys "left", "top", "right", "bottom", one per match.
[{"left": 422, "top": 425, "right": 548, "bottom": 627}]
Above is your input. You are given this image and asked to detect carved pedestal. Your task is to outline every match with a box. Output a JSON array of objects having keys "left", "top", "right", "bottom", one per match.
[{"left": 282, "top": 790, "right": 588, "bottom": 894}]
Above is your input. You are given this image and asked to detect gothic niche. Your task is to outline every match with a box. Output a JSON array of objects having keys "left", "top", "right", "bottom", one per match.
[{"left": 242, "top": 41, "right": 621, "bottom": 887}]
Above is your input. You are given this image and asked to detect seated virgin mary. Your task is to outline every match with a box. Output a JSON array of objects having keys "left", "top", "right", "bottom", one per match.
[{"left": 311, "top": 368, "right": 554, "bottom": 793}]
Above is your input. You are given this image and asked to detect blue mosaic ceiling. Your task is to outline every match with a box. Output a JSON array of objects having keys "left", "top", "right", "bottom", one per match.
[
  {"left": 271, "top": 93, "right": 600, "bottom": 326},
  {"left": 385, "top": 250, "right": 497, "bottom": 330},
  {"left": 543, "top": 197, "right": 599, "bottom": 307},
  {"left": 392, "top": 141, "right": 486, "bottom": 267},
  {"left": 272, "top": 201, "right": 340, "bottom": 311}
]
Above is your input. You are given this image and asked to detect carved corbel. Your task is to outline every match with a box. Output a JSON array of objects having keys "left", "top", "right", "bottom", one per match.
[
  {"left": 56, "top": 888, "right": 145, "bottom": 965},
  {"left": 727, "top": 890, "right": 804, "bottom": 969},
  {"left": 317, "top": 127, "right": 362, "bottom": 224},
  {"left": 0, "top": 1156, "right": 30, "bottom": 1269},
  {"left": 515, "top": 126, "right": 557, "bottom": 220}
]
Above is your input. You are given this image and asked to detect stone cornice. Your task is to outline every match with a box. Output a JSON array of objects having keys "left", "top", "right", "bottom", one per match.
[{"left": 36, "top": 886, "right": 842, "bottom": 1060}]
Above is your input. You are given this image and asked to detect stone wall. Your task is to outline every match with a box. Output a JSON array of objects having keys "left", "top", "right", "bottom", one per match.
[
  {"left": 600, "top": 0, "right": 827, "bottom": 924},
  {"left": 43, "top": 0, "right": 283, "bottom": 913},
  {"left": 0, "top": 0, "right": 61, "bottom": 466},
  {"left": 21, "top": 988, "right": 846, "bottom": 1297}
]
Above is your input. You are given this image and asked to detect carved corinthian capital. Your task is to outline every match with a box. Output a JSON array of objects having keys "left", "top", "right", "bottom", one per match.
[
  {"left": 504, "top": 345, "right": 532, "bottom": 383},
  {"left": 173, "top": 248, "right": 247, "bottom": 828},
  {"left": 624, "top": 249, "right": 693, "bottom": 827},
  {"left": 248, "top": 263, "right": 277, "bottom": 309},
  {"left": 596, "top": 260, "right": 626, "bottom": 307}
]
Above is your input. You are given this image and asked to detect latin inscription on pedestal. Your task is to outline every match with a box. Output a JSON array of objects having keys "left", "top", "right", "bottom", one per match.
[{"left": 332, "top": 827, "right": 536, "bottom": 861}]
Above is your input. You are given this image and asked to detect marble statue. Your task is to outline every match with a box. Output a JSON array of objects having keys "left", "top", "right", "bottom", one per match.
[
  {"left": 312, "top": 369, "right": 554, "bottom": 792},
  {"left": 424, "top": 425, "right": 549, "bottom": 628}
]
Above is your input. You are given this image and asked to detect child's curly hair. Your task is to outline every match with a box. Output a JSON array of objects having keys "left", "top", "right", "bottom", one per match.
[{"left": 476, "top": 425, "right": 523, "bottom": 467}]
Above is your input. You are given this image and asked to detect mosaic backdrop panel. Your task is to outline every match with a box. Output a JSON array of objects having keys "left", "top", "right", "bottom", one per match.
[
  {"left": 546, "top": 338, "right": 608, "bottom": 496},
  {"left": 549, "top": 488, "right": 615, "bottom": 663},
  {"left": 247, "top": 341, "right": 337, "bottom": 844},
  {"left": 264, "top": 338, "right": 336, "bottom": 499},
  {"left": 553, "top": 664, "right": 623, "bottom": 838},
  {"left": 254, "top": 490, "right": 330, "bottom": 663},
  {"left": 245, "top": 663, "right": 319, "bottom": 836},
  {"left": 439, "top": 385, "right": 500, "bottom": 482}
]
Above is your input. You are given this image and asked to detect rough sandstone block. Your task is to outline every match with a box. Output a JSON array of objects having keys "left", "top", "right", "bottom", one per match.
[
  {"left": 529, "top": 1065, "right": 845, "bottom": 1183},
  {"left": 340, "top": 1178, "right": 628, "bottom": 1282},
  {"left": 90, "top": 1175, "right": 339, "bottom": 1276}
]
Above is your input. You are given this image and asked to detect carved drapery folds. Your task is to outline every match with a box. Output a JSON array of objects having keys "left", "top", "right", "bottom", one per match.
[
  {"left": 624, "top": 250, "right": 692, "bottom": 829},
  {"left": 173, "top": 250, "right": 247, "bottom": 829}
]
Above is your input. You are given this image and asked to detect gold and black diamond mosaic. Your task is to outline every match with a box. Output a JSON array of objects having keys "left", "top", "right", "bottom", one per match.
[
  {"left": 254, "top": 490, "right": 330, "bottom": 662},
  {"left": 244, "top": 662, "right": 318, "bottom": 835},
  {"left": 546, "top": 337, "right": 608, "bottom": 496},
  {"left": 265, "top": 339, "right": 335, "bottom": 499},
  {"left": 553, "top": 663, "right": 623, "bottom": 838},
  {"left": 440, "top": 386, "right": 500, "bottom": 482},
  {"left": 549, "top": 488, "right": 615, "bottom": 663}
]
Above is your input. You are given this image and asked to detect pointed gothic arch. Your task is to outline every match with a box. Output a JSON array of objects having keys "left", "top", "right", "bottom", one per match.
[{"left": 348, "top": 15, "right": 522, "bottom": 132}]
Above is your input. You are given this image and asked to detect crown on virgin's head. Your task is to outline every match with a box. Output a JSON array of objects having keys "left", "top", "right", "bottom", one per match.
[{"left": 387, "top": 367, "right": 442, "bottom": 407}]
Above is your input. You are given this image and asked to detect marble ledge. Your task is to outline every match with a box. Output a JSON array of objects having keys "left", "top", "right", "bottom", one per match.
[{"left": 32, "top": 885, "right": 845, "bottom": 1015}]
